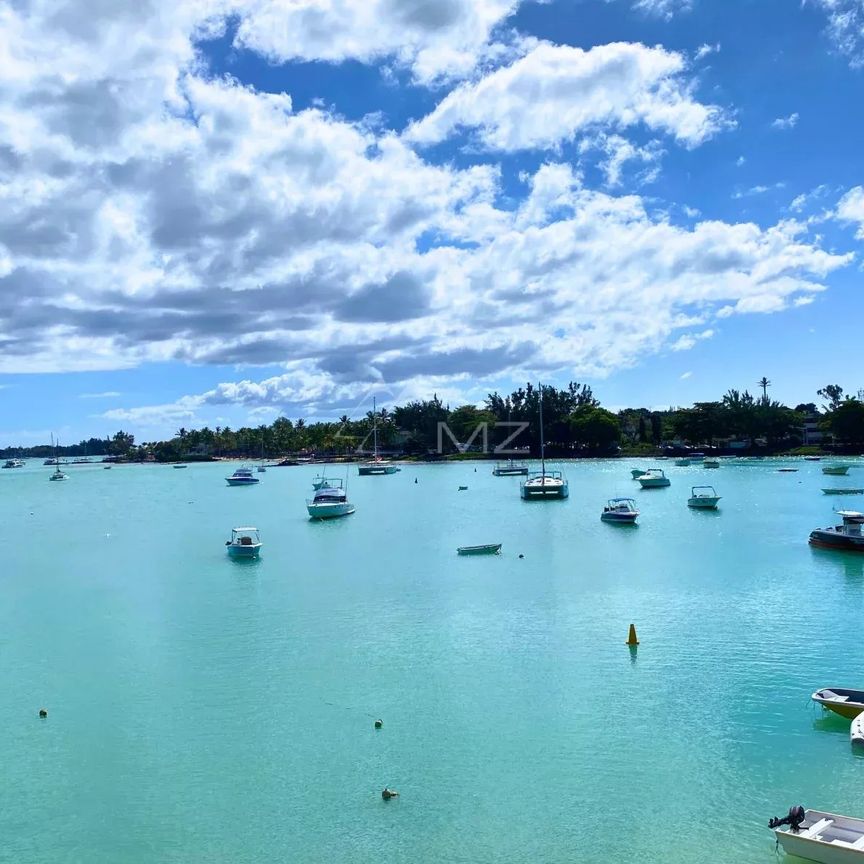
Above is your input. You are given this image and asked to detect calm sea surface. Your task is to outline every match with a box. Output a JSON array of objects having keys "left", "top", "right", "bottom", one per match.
[{"left": 2, "top": 458, "right": 864, "bottom": 863}]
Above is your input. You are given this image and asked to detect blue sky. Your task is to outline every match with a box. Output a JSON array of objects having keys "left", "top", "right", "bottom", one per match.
[{"left": 1, "top": 0, "right": 863, "bottom": 444}]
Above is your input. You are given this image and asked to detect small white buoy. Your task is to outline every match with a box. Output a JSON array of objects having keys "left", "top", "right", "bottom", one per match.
[{"left": 851, "top": 712, "right": 864, "bottom": 746}]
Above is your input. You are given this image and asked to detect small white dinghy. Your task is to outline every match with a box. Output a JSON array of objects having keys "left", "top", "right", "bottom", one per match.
[
  {"left": 770, "top": 805, "right": 864, "bottom": 862},
  {"left": 852, "top": 713, "right": 864, "bottom": 747}
]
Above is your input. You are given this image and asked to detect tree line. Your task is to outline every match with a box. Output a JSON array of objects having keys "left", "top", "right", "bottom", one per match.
[{"left": 3, "top": 381, "right": 863, "bottom": 461}]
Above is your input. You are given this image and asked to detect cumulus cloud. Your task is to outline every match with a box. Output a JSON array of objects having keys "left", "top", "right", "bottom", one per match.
[
  {"left": 233, "top": 0, "right": 523, "bottom": 83},
  {"left": 836, "top": 186, "right": 864, "bottom": 237},
  {"left": 771, "top": 112, "right": 799, "bottom": 130},
  {"left": 405, "top": 42, "right": 729, "bottom": 150},
  {"left": 578, "top": 134, "right": 664, "bottom": 186},
  {"left": 632, "top": 0, "right": 693, "bottom": 17}
]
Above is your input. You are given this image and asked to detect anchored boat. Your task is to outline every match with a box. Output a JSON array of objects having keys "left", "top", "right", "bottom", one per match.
[
  {"left": 493, "top": 459, "right": 528, "bottom": 476},
  {"left": 852, "top": 714, "right": 864, "bottom": 747},
  {"left": 457, "top": 543, "right": 502, "bottom": 555},
  {"left": 630, "top": 468, "right": 648, "bottom": 479},
  {"left": 307, "top": 477, "right": 355, "bottom": 519},
  {"left": 637, "top": 469, "right": 670, "bottom": 489},
  {"left": 358, "top": 397, "right": 399, "bottom": 475},
  {"left": 824, "top": 465, "right": 851, "bottom": 476},
  {"left": 702, "top": 459, "right": 719, "bottom": 468},
  {"left": 520, "top": 383, "right": 568, "bottom": 500},
  {"left": 601, "top": 498, "right": 639, "bottom": 523},
  {"left": 809, "top": 511, "right": 864, "bottom": 552},
  {"left": 688, "top": 485, "right": 721, "bottom": 509},
  {"left": 226, "top": 527, "right": 262, "bottom": 558},
  {"left": 226, "top": 466, "right": 260, "bottom": 486},
  {"left": 812, "top": 688, "right": 864, "bottom": 719},
  {"left": 770, "top": 806, "right": 864, "bottom": 862},
  {"left": 674, "top": 458, "right": 690, "bottom": 467},
  {"left": 822, "top": 489, "right": 864, "bottom": 496}
]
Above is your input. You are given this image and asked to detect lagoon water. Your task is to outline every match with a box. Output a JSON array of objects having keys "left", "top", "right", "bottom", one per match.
[{"left": 2, "top": 458, "right": 864, "bottom": 863}]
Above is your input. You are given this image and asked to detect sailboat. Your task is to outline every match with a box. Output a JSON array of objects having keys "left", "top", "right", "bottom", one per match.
[
  {"left": 257, "top": 435, "right": 267, "bottom": 473},
  {"left": 49, "top": 435, "right": 68, "bottom": 481},
  {"left": 358, "top": 397, "right": 399, "bottom": 475},
  {"left": 520, "top": 384, "right": 568, "bottom": 500}
]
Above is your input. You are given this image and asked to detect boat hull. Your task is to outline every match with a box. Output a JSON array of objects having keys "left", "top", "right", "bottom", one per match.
[
  {"left": 601, "top": 512, "right": 638, "bottom": 523},
  {"left": 457, "top": 544, "right": 502, "bottom": 555},
  {"left": 812, "top": 689, "right": 864, "bottom": 719},
  {"left": 493, "top": 468, "right": 529, "bottom": 476},
  {"left": 824, "top": 467, "right": 851, "bottom": 476},
  {"left": 688, "top": 498, "right": 720, "bottom": 509},
  {"left": 307, "top": 502, "right": 355, "bottom": 519},
  {"left": 777, "top": 831, "right": 864, "bottom": 864},
  {"left": 227, "top": 544, "right": 261, "bottom": 558},
  {"left": 638, "top": 479, "right": 670, "bottom": 488},
  {"left": 809, "top": 530, "right": 864, "bottom": 552},
  {"left": 852, "top": 714, "right": 864, "bottom": 746},
  {"left": 226, "top": 478, "right": 260, "bottom": 486},
  {"left": 822, "top": 489, "right": 864, "bottom": 496},
  {"left": 520, "top": 482, "right": 569, "bottom": 500},
  {"left": 358, "top": 465, "right": 399, "bottom": 475}
]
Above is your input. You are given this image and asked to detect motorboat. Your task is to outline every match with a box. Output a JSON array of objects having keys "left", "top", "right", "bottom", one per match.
[
  {"left": 225, "top": 527, "right": 262, "bottom": 558},
  {"left": 457, "top": 543, "right": 502, "bottom": 555},
  {"left": 520, "top": 384, "right": 568, "bottom": 500},
  {"left": 631, "top": 468, "right": 648, "bottom": 479},
  {"left": 703, "top": 459, "right": 719, "bottom": 468},
  {"left": 493, "top": 460, "right": 529, "bottom": 476},
  {"left": 637, "top": 469, "right": 670, "bottom": 489},
  {"left": 811, "top": 688, "right": 864, "bottom": 719},
  {"left": 824, "top": 465, "right": 852, "bottom": 476},
  {"left": 822, "top": 489, "right": 864, "bottom": 496},
  {"left": 778, "top": 468, "right": 799, "bottom": 473},
  {"left": 226, "top": 466, "right": 260, "bottom": 486},
  {"left": 809, "top": 511, "right": 864, "bottom": 552},
  {"left": 601, "top": 498, "right": 639, "bottom": 523},
  {"left": 688, "top": 486, "right": 721, "bottom": 509},
  {"left": 2, "top": 458, "right": 24, "bottom": 468},
  {"left": 312, "top": 473, "right": 333, "bottom": 490},
  {"left": 173, "top": 464, "right": 188, "bottom": 469},
  {"left": 805, "top": 456, "right": 823, "bottom": 461},
  {"left": 674, "top": 458, "right": 690, "bottom": 467},
  {"left": 358, "top": 397, "right": 399, "bottom": 475},
  {"left": 852, "top": 714, "right": 864, "bottom": 747},
  {"left": 307, "top": 477, "right": 355, "bottom": 519},
  {"left": 770, "top": 806, "right": 864, "bottom": 862}
]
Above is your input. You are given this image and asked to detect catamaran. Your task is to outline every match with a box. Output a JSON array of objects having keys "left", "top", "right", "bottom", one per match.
[{"left": 520, "top": 384, "right": 568, "bottom": 500}]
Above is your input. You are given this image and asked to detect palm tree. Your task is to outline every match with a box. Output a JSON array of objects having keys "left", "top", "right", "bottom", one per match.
[{"left": 757, "top": 377, "right": 771, "bottom": 403}]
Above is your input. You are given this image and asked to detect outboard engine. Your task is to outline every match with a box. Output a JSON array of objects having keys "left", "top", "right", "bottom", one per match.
[{"left": 769, "top": 805, "right": 806, "bottom": 832}]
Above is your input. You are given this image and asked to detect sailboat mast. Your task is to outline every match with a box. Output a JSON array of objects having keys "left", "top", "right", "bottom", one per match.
[
  {"left": 538, "top": 382, "right": 545, "bottom": 475},
  {"left": 373, "top": 396, "right": 378, "bottom": 458}
]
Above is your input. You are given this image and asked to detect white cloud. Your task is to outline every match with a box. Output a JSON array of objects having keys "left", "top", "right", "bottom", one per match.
[
  {"left": 632, "top": 0, "right": 693, "bottom": 18},
  {"left": 736, "top": 156, "right": 746, "bottom": 167},
  {"left": 670, "top": 329, "right": 713, "bottom": 351},
  {"left": 578, "top": 134, "right": 664, "bottom": 186},
  {"left": 695, "top": 43, "right": 720, "bottom": 60},
  {"left": 836, "top": 186, "right": 864, "bottom": 238},
  {"left": 789, "top": 184, "right": 829, "bottom": 213},
  {"left": 732, "top": 182, "right": 786, "bottom": 200},
  {"left": 680, "top": 370, "right": 693, "bottom": 379},
  {"left": 809, "top": 0, "right": 864, "bottom": 66},
  {"left": 405, "top": 41, "right": 729, "bottom": 150},
  {"left": 771, "top": 112, "right": 799, "bottom": 130},
  {"left": 79, "top": 391, "right": 122, "bottom": 399},
  {"left": 232, "top": 0, "right": 523, "bottom": 84}
]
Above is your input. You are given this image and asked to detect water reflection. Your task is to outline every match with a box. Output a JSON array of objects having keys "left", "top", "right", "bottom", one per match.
[{"left": 810, "top": 547, "right": 864, "bottom": 581}]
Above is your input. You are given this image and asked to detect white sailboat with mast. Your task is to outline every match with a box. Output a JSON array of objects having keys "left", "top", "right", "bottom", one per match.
[
  {"left": 520, "top": 383, "right": 568, "bottom": 500},
  {"left": 358, "top": 396, "right": 399, "bottom": 475},
  {"left": 49, "top": 435, "right": 68, "bottom": 481}
]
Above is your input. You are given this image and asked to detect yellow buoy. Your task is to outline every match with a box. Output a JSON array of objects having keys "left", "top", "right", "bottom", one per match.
[{"left": 626, "top": 624, "right": 639, "bottom": 646}]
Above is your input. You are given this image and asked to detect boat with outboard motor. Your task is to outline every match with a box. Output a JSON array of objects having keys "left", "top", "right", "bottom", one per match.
[
  {"left": 688, "top": 486, "right": 721, "bottom": 509},
  {"left": 226, "top": 466, "right": 260, "bottom": 486},
  {"left": 601, "top": 498, "right": 639, "bottom": 523},
  {"left": 637, "top": 469, "right": 670, "bottom": 489},
  {"left": 307, "top": 476, "right": 355, "bottom": 519},
  {"left": 520, "top": 384, "right": 568, "bottom": 500},
  {"left": 809, "top": 511, "right": 864, "bottom": 551},
  {"left": 824, "top": 465, "right": 852, "bottom": 476},
  {"left": 225, "top": 527, "right": 262, "bottom": 558},
  {"left": 812, "top": 687, "right": 864, "bottom": 719},
  {"left": 770, "top": 805, "right": 864, "bottom": 862}
]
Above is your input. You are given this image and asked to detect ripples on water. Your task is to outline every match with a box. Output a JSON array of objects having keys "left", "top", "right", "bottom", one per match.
[{"left": 1, "top": 458, "right": 864, "bottom": 862}]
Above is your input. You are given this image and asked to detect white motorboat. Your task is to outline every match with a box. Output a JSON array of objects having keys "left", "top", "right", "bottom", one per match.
[
  {"left": 520, "top": 383, "right": 568, "bottom": 500},
  {"left": 358, "top": 397, "right": 399, "bottom": 475},
  {"left": 225, "top": 527, "right": 262, "bottom": 558},
  {"left": 493, "top": 460, "right": 529, "bottom": 476},
  {"left": 307, "top": 477, "right": 355, "bottom": 519},
  {"left": 226, "top": 466, "right": 260, "bottom": 486},
  {"left": 2, "top": 458, "right": 24, "bottom": 468},
  {"left": 601, "top": 498, "right": 639, "bottom": 523},
  {"left": 637, "top": 469, "right": 670, "bottom": 489},
  {"left": 851, "top": 713, "right": 864, "bottom": 747},
  {"left": 688, "top": 485, "right": 721, "bottom": 509},
  {"left": 770, "top": 805, "right": 864, "bottom": 862}
]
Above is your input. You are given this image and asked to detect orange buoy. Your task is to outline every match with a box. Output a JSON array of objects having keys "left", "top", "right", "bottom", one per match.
[{"left": 626, "top": 624, "right": 639, "bottom": 646}]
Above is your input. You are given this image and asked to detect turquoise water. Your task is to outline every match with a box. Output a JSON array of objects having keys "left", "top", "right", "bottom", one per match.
[{"left": 2, "top": 458, "right": 864, "bottom": 863}]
